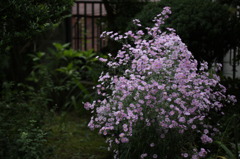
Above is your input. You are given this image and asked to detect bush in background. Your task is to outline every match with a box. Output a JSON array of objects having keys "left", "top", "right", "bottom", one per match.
[
  {"left": 28, "top": 43, "right": 104, "bottom": 111},
  {"left": 0, "top": 0, "right": 73, "bottom": 54},
  {"left": 130, "top": 0, "right": 240, "bottom": 65},
  {"left": 0, "top": 0, "right": 73, "bottom": 83}
]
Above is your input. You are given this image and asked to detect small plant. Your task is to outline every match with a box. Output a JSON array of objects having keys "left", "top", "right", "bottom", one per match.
[
  {"left": 17, "top": 120, "right": 48, "bottom": 159},
  {"left": 85, "top": 7, "right": 236, "bottom": 159}
]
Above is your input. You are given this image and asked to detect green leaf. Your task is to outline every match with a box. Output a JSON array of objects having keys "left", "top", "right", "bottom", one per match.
[
  {"left": 216, "top": 141, "right": 235, "bottom": 159},
  {"left": 53, "top": 43, "right": 64, "bottom": 51},
  {"left": 74, "top": 80, "right": 89, "bottom": 95}
]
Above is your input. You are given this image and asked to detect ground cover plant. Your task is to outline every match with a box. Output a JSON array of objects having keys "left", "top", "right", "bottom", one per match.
[{"left": 84, "top": 7, "right": 236, "bottom": 159}]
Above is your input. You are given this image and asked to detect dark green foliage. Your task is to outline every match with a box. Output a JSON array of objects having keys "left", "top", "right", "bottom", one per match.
[
  {"left": 217, "top": 0, "right": 240, "bottom": 6},
  {"left": 0, "top": 0, "right": 74, "bottom": 157},
  {"left": 204, "top": 77, "right": 240, "bottom": 158},
  {"left": 131, "top": 0, "right": 240, "bottom": 65},
  {"left": 0, "top": 0, "right": 73, "bottom": 83},
  {"left": 0, "top": 1, "right": 109, "bottom": 158},
  {"left": 216, "top": 77, "right": 240, "bottom": 159},
  {"left": 0, "top": 0, "right": 73, "bottom": 53},
  {"left": 0, "top": 43, "right": 105, "bottom": 158},
  {"left": 16, "top": 120, "right": 48, "bottom": 159},
  {"left": 0, "top": 82, "right": 50, "bottom": 159},
  {"left": 28, "top": 43, "right": 103, "bottom": 111}
]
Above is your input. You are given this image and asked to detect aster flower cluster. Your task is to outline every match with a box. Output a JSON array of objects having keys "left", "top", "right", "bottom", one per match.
[{"left": 84, "top": 7, "right": 236, "bottom": 159}]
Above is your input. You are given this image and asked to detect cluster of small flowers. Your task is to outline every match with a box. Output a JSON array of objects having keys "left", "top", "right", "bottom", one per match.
[
  {"left": 181, "top": 148, "right": 208, "bottom": 159},
  {"left": 84, "top": 7, "right": 236, "bottom": 159}
]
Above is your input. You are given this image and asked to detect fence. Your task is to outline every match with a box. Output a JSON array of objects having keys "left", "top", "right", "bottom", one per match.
[
  {"left": 71, "top": 0, "right": 107, "bottom": 51},
  {"left": 71, "top": 0, "right": 147, "bottom": 52}
]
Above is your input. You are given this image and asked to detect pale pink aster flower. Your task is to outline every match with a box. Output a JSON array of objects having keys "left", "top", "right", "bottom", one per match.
[
  {"left": 98, "top": 57, "right": 108, "bottom": 62},
  {"left": 179, "top": 117, "right": 186, "bottom": 123},
  {"left": 140, "top": 153, "right": 148, "bottom": 159},
  {"left": 181, "top": 153, "right": 188, "bottom": 158},
  {"left": 198, "top": 148, "right": 207, "bottom": 157},
  {"left": 150, "top": 143, "right": 155, "bottom": 147},
  {"left": 120, "top": 137, "right": 129, "bottom": 143},
  {"left": 119, "top": 133, "right": 125, "bottom": 138},
  {"left": 201, "top": 134, "right": 213, "bottom": 144}
]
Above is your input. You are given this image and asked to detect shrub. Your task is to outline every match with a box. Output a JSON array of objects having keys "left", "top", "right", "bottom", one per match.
[
  {"left": 28, "top": 43, "right": 104, "bottom": 111},
  {"left": 85, "top": 7, "right": 236, "bottom": 159}
]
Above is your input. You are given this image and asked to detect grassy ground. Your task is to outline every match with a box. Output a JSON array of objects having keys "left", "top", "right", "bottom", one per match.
[{"left": 44, "top": 111, "right": 111, "bottom": 159}]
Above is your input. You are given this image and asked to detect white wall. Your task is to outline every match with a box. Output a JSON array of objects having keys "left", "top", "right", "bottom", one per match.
[{"left": 223, "top": 48, "right": 240, "bottom": 78}]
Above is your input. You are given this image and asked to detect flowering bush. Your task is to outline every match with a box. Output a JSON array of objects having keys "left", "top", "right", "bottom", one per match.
[{"left": 84, "top": 7, "right": 236, "bottom": 159}]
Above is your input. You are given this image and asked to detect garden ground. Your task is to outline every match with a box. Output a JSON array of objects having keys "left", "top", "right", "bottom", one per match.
[{"left": 45, "top": 111, "right": 111, "bottom": 159}]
